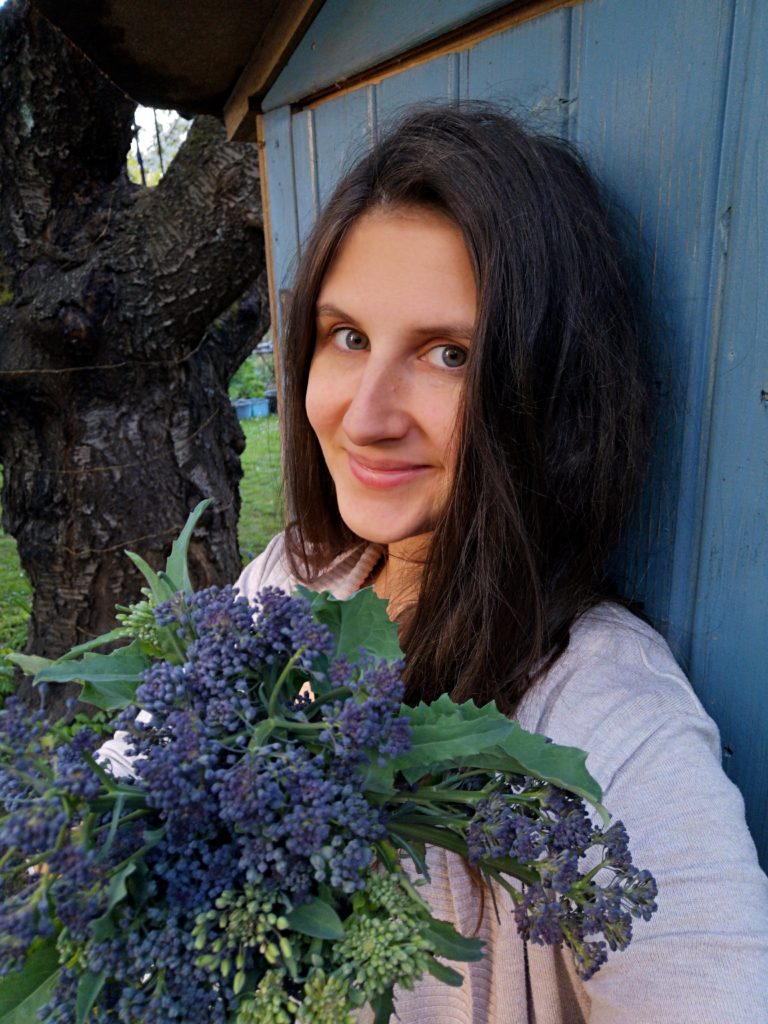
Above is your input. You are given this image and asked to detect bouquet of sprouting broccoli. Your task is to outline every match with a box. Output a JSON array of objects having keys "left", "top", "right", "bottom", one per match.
[{"left": 0, "top": 502, "right": 657, "bottom": 1023}]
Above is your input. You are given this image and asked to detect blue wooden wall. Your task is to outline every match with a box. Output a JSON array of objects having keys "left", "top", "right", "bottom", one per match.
[{"left": 260, "top": 0, "right": 768, "bottom": 864}]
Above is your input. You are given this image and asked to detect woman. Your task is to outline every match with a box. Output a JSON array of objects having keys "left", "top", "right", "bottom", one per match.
[{"left": 236, "top": 105, "right": 768, "bottom": 1022}]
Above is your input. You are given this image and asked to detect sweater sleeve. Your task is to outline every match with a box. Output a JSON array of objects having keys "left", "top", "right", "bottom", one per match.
[
  {"left": 585, "top": 706, "right": 768, "bottom": 1022},
  {"left": 530, "top": 611, "right": 768, "bottom": 1023}
]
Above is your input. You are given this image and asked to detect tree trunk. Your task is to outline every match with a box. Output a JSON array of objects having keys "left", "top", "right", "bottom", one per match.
[{"left": 0, "top": 2, "right": 270, "bottom": 717}]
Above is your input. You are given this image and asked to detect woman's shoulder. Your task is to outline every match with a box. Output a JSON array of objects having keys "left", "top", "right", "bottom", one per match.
[
  {"left": 517, "top": 603, "right": 718, "bottom": 784},
  {"left": 523, "top": 602, "right": 705, "bottom": 714},
  {"left": 234, "top": 533, "right": 294, "bottom": 599}
]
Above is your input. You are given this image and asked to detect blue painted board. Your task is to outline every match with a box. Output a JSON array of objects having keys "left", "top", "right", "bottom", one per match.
[
  {"left": 688, "top": 0, "right": 768, "bottom": 858},
  {"left": 313, "top": 85, "right": 375, "bottom": 205},
  {"left": 261, "top": 106, "right": 300, "bottom": 340},
  {"left": 264, "top": 0, "right": 510, "bottom": 111},
  {"left": 375, "top": 53, "right": 459, "bottom": 125},
  {"left": 290, "top": 108, "right": 320, "bottom": 251},
  {"left": 571, "top": 0, "right": 736, "bottom": 650},
  {"left": 465, "top": 7, "right": 572, "bottom": 134}
]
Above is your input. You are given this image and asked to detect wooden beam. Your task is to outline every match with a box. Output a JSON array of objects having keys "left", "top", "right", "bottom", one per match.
[
  {"left": 224, "top": 0, "right": 325, "bottom": 141},
  {"left": 299, "top": 0, "right": 580, "bottom": 112}
]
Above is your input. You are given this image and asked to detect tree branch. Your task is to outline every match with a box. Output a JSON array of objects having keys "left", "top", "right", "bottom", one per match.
[
  {"left": 112, "top": 116, "right": 265, "bottom": 356},
  {"left": 198, "top": 269, "right": 271, "bottom": 385}
]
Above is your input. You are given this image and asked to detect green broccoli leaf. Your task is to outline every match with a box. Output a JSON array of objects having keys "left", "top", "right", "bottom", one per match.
[
  {"left": 395, "top": 694, "right": 605, "bottom": 812},
  {"left": 295, "top": 586, "right": 403, "bottom": 663},
  {"left": 422, "top": 918, "right": 485, "bottom": 962},
  {"left": 0, "top": 938, "right": 60, "bottom": 1022},
  {"left": 4, "top": 652, "right": 53, "bottom": 677},
  {"left": 285, "top": 897, "right": 345, "bottom": 940},
  {"left": 76, "top": 969, "right": 107, "bottom": 1024},
  {"left": 164, "top": 499, "right": 213, "bottom": 594},
  {"left": 124, "top": 552, "right": 177, "bottom": 607},
  {"left": 34, "top": 640, "right": 149, "bottom": 710}
]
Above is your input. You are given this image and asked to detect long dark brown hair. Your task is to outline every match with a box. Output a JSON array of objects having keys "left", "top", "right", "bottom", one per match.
[{"left": 281, "top": 103, "right": 648, "bottom": 714}]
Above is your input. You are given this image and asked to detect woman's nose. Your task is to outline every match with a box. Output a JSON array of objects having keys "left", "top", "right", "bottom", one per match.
[{"left": 341, "top": 355, "right": 411, "bottom": 445}]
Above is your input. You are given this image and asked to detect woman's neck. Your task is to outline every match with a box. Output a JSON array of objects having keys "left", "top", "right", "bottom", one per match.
[{"left": 372, "top": 533, "right": 432, "bottom": 619}]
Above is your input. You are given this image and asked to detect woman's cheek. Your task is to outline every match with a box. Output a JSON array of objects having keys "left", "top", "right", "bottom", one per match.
[
  {"left": 306, "top": 366, "right": 343, "bottom": 450},
  {"left": 305, "top": 356, "right": 329, "bottom": 435}
]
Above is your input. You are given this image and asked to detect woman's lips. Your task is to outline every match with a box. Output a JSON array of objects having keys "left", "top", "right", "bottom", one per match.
[{"left": 347, "top": 452, "right": 432, "bottom": 489}]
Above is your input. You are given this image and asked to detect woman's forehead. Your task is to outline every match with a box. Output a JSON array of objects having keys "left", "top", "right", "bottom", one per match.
[{"left": 316, "top": 207, "right": 476, "bottom": 329}]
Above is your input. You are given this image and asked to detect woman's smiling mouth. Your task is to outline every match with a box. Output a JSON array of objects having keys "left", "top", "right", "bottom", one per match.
[{"left": 346, "top": 452, "right": 433, "bottom": 489}]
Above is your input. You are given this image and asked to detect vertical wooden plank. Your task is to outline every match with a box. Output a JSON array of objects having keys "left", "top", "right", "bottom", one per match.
[
  {"left": 571, "top": 0, "right": 736, "bottom": 647},
  {"left": 688, "top": 0, "right": 768, "bottom": 862},
  {"left": 261, "top": 106, "right": 300, "bottom": 340},
  {"left": 291, "top": 108, "right": 320, "bottom": 250},
  {"left": 375, "top": 54, "right": 459, "bottom": 127},
  {"left": 456, "top": 48, "right": 471, "bottom": 102},
  {"left": 313, "top": 85, "right": 375, "bottom": 207},
  {"left": 465, "top": 7, "right": 572, "bottom": 134}
]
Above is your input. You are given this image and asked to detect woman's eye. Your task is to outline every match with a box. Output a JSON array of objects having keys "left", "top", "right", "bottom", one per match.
[
  {"left": 426, "top": 344, "right": 468, "bottom": 369},
  {"left": 332, "top": 328, "right": 369, "bottom": 351}
]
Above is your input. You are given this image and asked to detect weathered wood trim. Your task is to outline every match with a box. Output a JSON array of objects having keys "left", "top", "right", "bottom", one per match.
[
  {"left": 224, "top": 0, "right": 325, "bottom": 140},
  {"left": 256, "top": 109, "right": 288, "bottom": 462},
  {"left": 256, "top": 113, "right": 279, "bottom": 345},
  {"left": 277, "top": 0, "right": 581, "bottom": 113}
]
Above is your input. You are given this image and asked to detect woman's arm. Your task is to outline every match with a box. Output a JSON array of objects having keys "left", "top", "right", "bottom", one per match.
[{"left": 526, "top": 609, "right": 768, "bottom": 1022}]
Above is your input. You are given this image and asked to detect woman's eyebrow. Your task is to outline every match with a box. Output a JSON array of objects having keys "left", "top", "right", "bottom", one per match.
[
  {"left": 411, "top": 323, "right": 474, "bottom": 341},
  {"left": 315, "top": 303, "right": 472, "bottom": 340},
  {"left": 315, "top": 303, "right": 351, "bottom": 320}
]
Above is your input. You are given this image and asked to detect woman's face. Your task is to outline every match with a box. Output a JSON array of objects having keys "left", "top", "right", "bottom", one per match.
[{"left": 306, "top": 206, "right": 477, "bottom": 549}]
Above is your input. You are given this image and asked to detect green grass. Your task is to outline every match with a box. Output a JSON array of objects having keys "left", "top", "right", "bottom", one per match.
[
  {"left": 0, "top": 466, "right": 33, "bottom": 690},
  {"left": 0, "top": 531, "right": 31, "bottom": 690},
  {"left": 0, "top": 415, "right": 283, "bottom": 659},
  {"left": 0, "top": 535, "right": 30, "bottom": 650},
  {"left": 237, "top": 414, "right": 284, "bottom": 561}
]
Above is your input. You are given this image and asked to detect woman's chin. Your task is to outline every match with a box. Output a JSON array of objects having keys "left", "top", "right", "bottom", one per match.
[
  {"left": 340, "top": 510, "right": 433, "bottom": 549},
  {"left": 346, "top": 520, "right": 436, "bottom": 561}
]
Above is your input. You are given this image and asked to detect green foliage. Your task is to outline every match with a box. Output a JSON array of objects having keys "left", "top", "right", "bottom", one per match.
[
  {"left": 0, "top": 938, "right": 60, "bottom": 1022},
  {"left": 166, "top": 498, "right": 213, "bottom": 594},
  {"left": 0, "top": 656, "right": 18, "bottom": 700},
  {"left": 75, "top": 969, "right": 107, "bottom": 1024},
  {"left": 393, "top": 693, "right": 606, "bottom": 812},
  {"left": 296, "top": 586, "right": 402, "bottom": 663},
  {"left": 285, "top": 898, "right": 345, "bottom": 941},
  {"left": 35, "top": 640, "right": 151, "bottom": 711},
  {"left": 229, "top": 352, "right": 275, "bottom": 400},
  {"left": 126, "top": 153, "right": 160, "bottom": 186},
  {"left": 49, "top": 708, "right": 112, "bottom": 742}
]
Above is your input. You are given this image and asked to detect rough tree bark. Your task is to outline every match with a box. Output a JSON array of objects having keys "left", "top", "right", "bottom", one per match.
[{"left": 0, "top": 2, "right": 270, "bottom": 717}]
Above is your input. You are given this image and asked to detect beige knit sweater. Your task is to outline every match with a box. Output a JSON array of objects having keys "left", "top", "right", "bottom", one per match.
[{"left": 233, "top": 535, "right": 768, "bottom": 1024}]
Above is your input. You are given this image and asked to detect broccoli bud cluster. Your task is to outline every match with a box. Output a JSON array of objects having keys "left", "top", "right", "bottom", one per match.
[{"left": 0, "top": 580, "right": 658, "bottom": 1021}]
